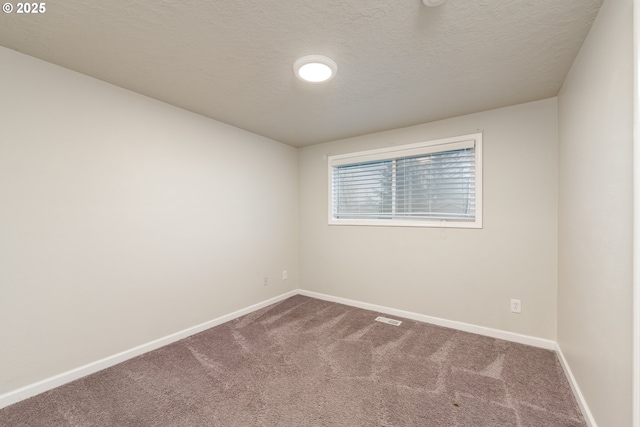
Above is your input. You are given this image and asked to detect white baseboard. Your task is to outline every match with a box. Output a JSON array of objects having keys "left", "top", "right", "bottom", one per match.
[
  {"left": 555, "top": 343, "right": 598, "bottom": 427},
  {"left": 0, "top": 290, "right": 297, "bottom": 410},
  {"left": 298, "top": 289, "right": 556, "bottom": 350}
]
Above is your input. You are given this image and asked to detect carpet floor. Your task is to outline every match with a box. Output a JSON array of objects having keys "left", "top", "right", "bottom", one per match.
[{"left": 0, "top": 295, "right": 586, "bottom": 426}]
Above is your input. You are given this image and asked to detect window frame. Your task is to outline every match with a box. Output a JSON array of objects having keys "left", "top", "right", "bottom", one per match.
[{"left": 327, "top": 133, "right": 483, "bottom": 229}]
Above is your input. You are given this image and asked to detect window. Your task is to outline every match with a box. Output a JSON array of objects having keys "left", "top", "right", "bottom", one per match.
[{"left": 328, "top": 133, "right": 482, "bottom": 228}]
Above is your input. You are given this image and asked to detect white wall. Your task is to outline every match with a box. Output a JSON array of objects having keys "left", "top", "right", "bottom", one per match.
[
  {"left": 557, "top": 0, "right": 634, "bottom": 425},
  {"left": 0, "top": 47, "right": 298, "bottom": 396},
  {"left": 299, "top": 98, "right": 558, "bottom": 339}
]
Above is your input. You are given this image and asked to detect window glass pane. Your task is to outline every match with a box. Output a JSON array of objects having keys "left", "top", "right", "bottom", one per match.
[
  {"left": 332, "top": 160, "right": 392, "bottom": 219},
  {"left": 328, "top": 133, "right": 481, "bottom": 228},
  {"left": 395, "top": 148, "right": 475, "bottom": 220}
]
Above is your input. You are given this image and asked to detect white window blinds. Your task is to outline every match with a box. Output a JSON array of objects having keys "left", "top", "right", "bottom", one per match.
[{"left": 328, "top": 134, "right": 482, "bottom": 228}]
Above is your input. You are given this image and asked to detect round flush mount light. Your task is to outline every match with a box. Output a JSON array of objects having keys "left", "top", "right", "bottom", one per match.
[
  {"left": 294, "top": 55, "right": 337, "bottom": 83},
  {"left": 423, "top": 0, "right": 446, "bottom": 5}
]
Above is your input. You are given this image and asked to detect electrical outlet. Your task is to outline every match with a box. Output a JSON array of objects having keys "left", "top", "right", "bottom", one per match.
[
  {"left": 282, "top": 270, "right": 288, "bottom": 280},
  {"left": 263, "top": 276, "right": 268, "bottom": 286},
  {"left": 511, "top": 299, "right": 522, "bottom": 314}
]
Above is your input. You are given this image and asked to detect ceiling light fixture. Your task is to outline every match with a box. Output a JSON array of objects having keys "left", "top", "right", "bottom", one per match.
[
  {"left": 294, "top": 55, "right": 337, "bottom": 83},
  {"left": 423, "top": 0, "right": 446, "bottom": 6}
]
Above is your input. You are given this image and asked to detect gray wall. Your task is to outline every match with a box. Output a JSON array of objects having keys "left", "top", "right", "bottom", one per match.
[
  {"left": 0, "top": 47, "right": 299, "bottom": 395},
  {"left": 299, "top": 98, "right": 559, "bottom": 339},
  {"left": 557, "top": 0, "right": 634, "bottom": 425}
]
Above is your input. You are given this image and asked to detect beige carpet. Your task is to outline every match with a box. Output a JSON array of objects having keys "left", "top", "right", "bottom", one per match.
[{"left": 0, "top": 295, "right": 585, "bottom": 426}]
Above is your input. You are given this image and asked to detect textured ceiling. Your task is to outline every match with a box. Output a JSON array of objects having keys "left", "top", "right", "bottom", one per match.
[{"left": 0, "top": 0, "right": 602, "bottom": 147}]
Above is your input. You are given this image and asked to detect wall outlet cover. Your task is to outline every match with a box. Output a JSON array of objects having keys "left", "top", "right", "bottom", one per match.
[{"left": 511, "top": 299, "right": 522, "bottom": 313}]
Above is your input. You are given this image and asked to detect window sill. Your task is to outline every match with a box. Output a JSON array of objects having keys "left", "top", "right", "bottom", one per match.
[{"left": 328, "top": 218, "right": 483, "bottom": 229}]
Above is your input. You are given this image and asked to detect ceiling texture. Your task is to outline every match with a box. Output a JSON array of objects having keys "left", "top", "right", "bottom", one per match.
[{"left": 0, "top": 0, "right": 602, "bottom": 147}]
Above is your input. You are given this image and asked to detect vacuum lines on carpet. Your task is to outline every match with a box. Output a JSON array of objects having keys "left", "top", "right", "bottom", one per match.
[{"left": 0, "top": 295, "right": 585, "bottom": 426}]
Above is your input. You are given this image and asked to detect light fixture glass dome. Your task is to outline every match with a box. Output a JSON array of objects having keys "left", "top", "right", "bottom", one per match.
[{"left": 294, "top": 55, "right": 337, "bottom": 83}]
